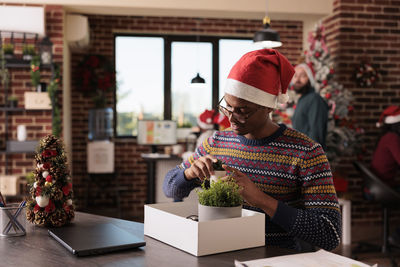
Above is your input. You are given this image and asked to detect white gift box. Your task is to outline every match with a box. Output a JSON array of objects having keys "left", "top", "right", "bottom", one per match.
[{"left": 144, "top": 201, "right": 265, "bottom": 256}]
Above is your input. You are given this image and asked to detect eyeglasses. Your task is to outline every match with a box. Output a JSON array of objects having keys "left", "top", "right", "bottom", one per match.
[{"left": 217, "top": 97, "right": 263, "bottom": 123}]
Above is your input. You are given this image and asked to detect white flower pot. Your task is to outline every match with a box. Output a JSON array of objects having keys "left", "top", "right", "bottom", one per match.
[
  {"left": 210, "top": 170, "right": 226, "bottom": 183},
  {"left": 198, "top": 203, "right": 242, "bottom": 222}
]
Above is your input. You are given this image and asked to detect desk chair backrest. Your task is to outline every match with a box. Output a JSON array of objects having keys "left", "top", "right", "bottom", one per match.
[{"left": 353, "top": 161, "right": 400, "bottom": 207}]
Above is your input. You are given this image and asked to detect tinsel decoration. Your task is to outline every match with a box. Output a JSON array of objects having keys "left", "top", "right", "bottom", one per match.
[{"left": 26, "top": 135, "right": 75, "bottom": 227}]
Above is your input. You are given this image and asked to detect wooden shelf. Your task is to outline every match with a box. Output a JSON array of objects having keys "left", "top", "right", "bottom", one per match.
[
  {"left": 4, "top": 58, "right": 52, "bottom": 69},
  {"left": 0, "top": 107, "right": 24, "bottom": 112},
  {"left": 0, "top": 107, "right": 51, "bottom": 112}
]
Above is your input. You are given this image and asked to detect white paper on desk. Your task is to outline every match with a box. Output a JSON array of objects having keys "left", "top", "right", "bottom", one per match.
[{"left": 235, "top": 249, "right": 377, "bottom": 267}]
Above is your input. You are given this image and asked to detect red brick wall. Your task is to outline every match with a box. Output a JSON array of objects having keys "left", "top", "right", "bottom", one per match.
[
  {"left": 0, "top": 5, "right": 63, "bottom": 177},
  {"left": 70, "top": 15, "right": 303, "bottom": 220},
  {"left": 323, "top": 0, "right": 400, "bottom": 227}
]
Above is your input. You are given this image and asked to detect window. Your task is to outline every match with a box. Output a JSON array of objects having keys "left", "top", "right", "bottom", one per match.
[
  {"left": 115, "top": 35, "right": 253, "bottom": 137},
  {"left": 115, "top": 36, "right": 164, "bottom": 136},
  {"left": 171, "top": 41, "right": 212, "bottom": 127}
]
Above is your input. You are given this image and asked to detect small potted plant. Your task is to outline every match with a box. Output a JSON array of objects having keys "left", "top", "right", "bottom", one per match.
[
  {"left": 7, "top": 95, "right": 18, "bottom": 108},
  {"left": 2, "top": 43, "right": 14, "bottom": 59},
  {"left": 22, "top": 44, "right": 36, "bottom": 61},
  {"left": 197, "top": 174, "right": 243, "bottom": 222}
]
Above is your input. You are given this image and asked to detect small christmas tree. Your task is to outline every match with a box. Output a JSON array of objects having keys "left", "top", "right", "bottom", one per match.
[{"left": 26, "top": 135, "right": 75, "bottom": 227}]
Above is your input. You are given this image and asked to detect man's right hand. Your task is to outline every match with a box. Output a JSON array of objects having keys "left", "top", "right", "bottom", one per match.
[{"left": 184, "top": 155, "right": 217, "bottom": 181}]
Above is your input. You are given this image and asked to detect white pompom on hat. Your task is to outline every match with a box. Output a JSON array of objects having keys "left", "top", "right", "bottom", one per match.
[
  {"left": 295, "top": 63, "right": 316, "bottom": 88},
  {"left": 197, "top": 109, "right": 217, "bottom": 130},
  {"left": 224, "top": 49, "right": 295, "bottom": 108},
  {"left": 376, "top": 105, "right": 400, "bottom": 128}
]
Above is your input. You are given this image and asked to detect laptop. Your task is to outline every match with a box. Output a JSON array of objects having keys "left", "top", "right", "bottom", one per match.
[{"left": 48, "top": 223, "right": 146, "bottom": 256}]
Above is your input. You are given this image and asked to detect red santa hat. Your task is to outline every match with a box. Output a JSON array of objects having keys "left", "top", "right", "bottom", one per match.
[
  {"left": 197, "top": 109, "right": 217, "bottom": 130},
  {"left": 376, "top": 105, "right": 400, "bottom": 127},
  {"left": 215, "top": 114, "right": 230, "bottom": 130},
  {"left": 295, "top": 63, "right": 316, "bottom": 88},
  {"left": 224, "top": 49, "right": 295, "bottom": 108}
]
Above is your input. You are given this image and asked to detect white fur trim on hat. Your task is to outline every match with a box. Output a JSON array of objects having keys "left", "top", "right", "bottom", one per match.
[
  {"left": 297, "top": 63, "right": 315, "bottom": 88},
  {"left": 224, "top": 79, "right": 277, "bottom": 108},
  {"left": 385, "top": 114, "right": 400, "bottom": 124},
  {"left": 197, "top": 117, "right": 214, "bottom": 130}
]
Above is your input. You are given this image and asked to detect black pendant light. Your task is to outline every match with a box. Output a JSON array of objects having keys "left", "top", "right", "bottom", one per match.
[
  {"left": 191, "top": 73, "right": 205, "bottom": 84},
  {"left": 191, "top": 19, "right": 206, "bottom": 85},
  {"left": 253, "top": 16, "right": 282, "bottom": 48},
  {"left": 253, "top": 0, "right": 282, "bottom": 49}
]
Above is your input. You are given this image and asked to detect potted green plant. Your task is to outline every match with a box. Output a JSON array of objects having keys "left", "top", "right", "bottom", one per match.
[
  {"left": 197, "top": 175, "right": 243, "bottom": 222},
  {"left": 2, "top": 44, "right": 14, "bottom": 59},
  {"left": 22, "top": 44, "right": 36, "bottom": 61},
  {"left": 7, "top": 95, "right": 18, "bottom": 108}
]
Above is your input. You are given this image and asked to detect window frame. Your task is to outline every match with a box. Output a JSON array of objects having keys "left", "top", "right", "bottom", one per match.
[{"left": 113, "top": 33, "right": 251, "bottom": 138}]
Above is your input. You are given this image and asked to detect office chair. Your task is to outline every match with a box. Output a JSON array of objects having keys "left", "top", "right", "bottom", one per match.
[{"left": 353, "top": 161, "right": 400, "bottom": 266}]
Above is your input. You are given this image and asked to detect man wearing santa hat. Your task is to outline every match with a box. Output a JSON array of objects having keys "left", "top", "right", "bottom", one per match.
[
  {"left": 163, "top": 49, "right": 340, "bottom": 251},
  {"left": 371, "top": 105, "right": 400, "bottom": 185},
  {"left": 290, "top": 63, "right": 329, "bottom": 149}
]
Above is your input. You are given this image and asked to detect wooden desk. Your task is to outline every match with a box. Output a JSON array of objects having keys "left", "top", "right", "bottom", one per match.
[{"left": 0, "top": 212, "right": 293, "bottom": 267}]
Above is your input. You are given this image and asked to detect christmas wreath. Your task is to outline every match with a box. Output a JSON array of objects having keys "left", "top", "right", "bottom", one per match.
[
  {"left": 354, "top": 63, "right": 379, "bottom": 88},
  {"left": 78, "top": 54, "right": 115, "bottom": 108}
]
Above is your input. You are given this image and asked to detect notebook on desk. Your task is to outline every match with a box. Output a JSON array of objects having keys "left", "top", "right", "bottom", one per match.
[{"left": 48, "top": 223, "right": 146, "bottom": 256}]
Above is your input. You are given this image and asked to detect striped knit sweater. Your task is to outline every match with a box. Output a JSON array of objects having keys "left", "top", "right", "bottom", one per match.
[{"left": 163, "top": 124, "right": 341, "bottom": 251}]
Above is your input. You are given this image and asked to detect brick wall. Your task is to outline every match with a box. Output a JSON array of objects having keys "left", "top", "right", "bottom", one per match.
[
  {"left": 0, "top": 5, "right": 63, "bottom": 177},
  {"left": 323, "top": 0, "right": 400, "bottom": 227},
  {"left": 70, "top": 15, "right": 303, "bottom": 220}
]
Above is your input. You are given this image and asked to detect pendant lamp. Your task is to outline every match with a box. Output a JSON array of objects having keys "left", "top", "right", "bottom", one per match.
[
  {"left": 191, "top": 19, "right": 205, "bottom": 85},
  {"left": 253, "top": 1, "right": 282, "bottom": 48},
  {"left": 191, "top": 73, "right": 205, "bottom": 84}
]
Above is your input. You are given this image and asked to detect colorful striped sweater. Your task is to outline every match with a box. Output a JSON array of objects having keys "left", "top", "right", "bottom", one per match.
[{"left": 163, "top": 124, "right": 341, "bottom": 251}]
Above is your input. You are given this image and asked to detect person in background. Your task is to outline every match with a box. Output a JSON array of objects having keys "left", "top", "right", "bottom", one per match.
[
  {"left": 290, "top": 63, "right": 329, "bottom": 149},
  {"left": 371, "top": 106, "right": 400, "bottom": 247},
  {"left": 163, "top": 49, "right": 341, "bottom": 251},
  {"left": 371, "top": 105, "right": 400, "bottom": 186},
  {"left": 181, "top": 110, "right": 229, "bottom": 162},
  {"left": 196, "top": 109, "right": 219, "bottom": 148}
]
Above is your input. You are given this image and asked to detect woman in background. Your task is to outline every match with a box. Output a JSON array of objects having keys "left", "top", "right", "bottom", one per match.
[{"left": 371, "top": 105, "right": 400, "bottom": 187}]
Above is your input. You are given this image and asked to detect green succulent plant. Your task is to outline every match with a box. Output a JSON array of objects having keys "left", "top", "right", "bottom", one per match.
[
  {"left": 2, "top": 43, "right": 14, "bottom": 55},
  {"left": 197, "top": 178, "right": 242, "bottom": 207},
  {"left": 7, "top": 95, "right": 18, "bottom": 101},
  {"left": 22, "top": 44, "right": 36, "bottom": 56}
]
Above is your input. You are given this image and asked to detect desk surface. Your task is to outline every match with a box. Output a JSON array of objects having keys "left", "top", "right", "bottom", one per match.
[{"left": 0, "top": 212, "right": 293, "bottom": 267}]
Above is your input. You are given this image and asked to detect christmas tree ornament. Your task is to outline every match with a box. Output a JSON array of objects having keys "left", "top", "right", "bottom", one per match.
[
  {"left": 26, "top": 135, "right": 75, "bottom": 227},
  {"left": 36, "top": 195, "right": 49, "bottom": 207}
]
